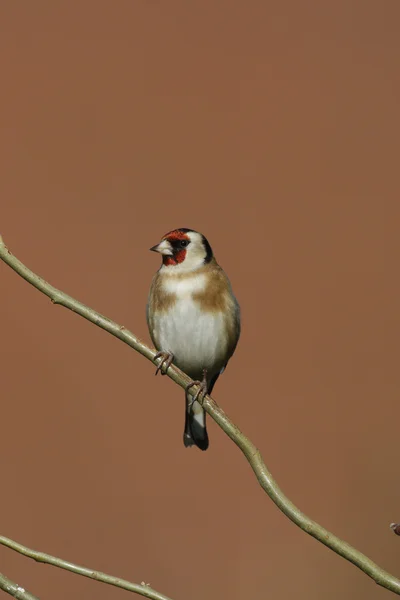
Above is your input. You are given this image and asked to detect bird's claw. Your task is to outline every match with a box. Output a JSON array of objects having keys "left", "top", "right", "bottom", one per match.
[
  {"left": 185, "top": 368, "right": 208, "bottom": 406},
  {"left": 154, "top": 351, "right": 174, "bottom": 376}
]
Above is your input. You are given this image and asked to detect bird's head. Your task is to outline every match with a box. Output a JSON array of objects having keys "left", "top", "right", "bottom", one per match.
[{"left": 150, "top": 228, "right": 213, "bottom": 272}]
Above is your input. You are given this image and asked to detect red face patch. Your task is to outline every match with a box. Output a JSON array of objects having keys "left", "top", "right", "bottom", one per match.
[
  {"left": 162, "top": 230, "right": 190, "bottom": 242},
  {"left": 162, "top": 230, "right": 190, "bottom": 266},
  {"left": 163, "top": 251, "right": 186, "bottom": 266}
]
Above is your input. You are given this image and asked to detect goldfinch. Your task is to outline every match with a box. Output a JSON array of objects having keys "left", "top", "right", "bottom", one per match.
[{"left": 146, "top": 228, "right": 241, "bottom": 451}]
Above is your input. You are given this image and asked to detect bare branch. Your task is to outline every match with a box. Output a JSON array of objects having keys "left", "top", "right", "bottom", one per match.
[
  {"left": 0, "top": 535, "right": 173, "bottom": 600},
  {"left": 1, "top": 234, "right": 400, "bottom": 595},
  {"left": 0, "top": 571, "right": 40, "bottom": 600}
]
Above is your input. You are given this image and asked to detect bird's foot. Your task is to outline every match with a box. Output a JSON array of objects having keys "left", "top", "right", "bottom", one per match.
[
  {"left": 154, "top": 351, "right": 174, "bottom": 376},
  {"left": 185, "top": 368, "right": 208, "bottom": 406}
]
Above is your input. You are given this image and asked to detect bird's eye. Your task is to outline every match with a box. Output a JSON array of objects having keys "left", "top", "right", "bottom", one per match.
[{"left": 180, "top": 240, "right": 188, "bottom": 247}]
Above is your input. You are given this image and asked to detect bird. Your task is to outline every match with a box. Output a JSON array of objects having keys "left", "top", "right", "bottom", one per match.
[{"left": 146, "top": 228, "right": 241, "bottom": 451}]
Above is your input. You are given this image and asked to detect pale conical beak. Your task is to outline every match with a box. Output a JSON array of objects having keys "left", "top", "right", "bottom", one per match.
[{"left": 149, "top": 240, "right": 173, "bottom": 256}]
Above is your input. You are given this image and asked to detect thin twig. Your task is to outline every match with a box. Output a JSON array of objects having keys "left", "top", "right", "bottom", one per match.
[
  {"left": 1, "top": 234, "right": 400, "bottom": 595},
  {"left": 0, "top": 571, "right": 40, "bottom": 600},
  {"left": 0, "top": 535, "right": 172, "bottom": 600}
]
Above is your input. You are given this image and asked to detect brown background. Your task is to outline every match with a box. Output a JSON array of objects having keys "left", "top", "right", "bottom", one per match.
[{"left": 1, "top": 1, "right": 400, "bottom": 599}]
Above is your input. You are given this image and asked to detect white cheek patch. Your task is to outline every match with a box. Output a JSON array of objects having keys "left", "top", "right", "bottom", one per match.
[{"left": 187, "top": 231, "right": 203, "bottom": 245}]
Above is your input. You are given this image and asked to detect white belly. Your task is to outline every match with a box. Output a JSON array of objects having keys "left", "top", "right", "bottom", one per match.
[{"left": 154, "top": 298, "right": 227, "bottom": 378}]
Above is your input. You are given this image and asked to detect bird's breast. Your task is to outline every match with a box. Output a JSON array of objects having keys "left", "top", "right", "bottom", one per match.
[{"left": 153, "top": 295, "right": 228, "bottom": 379}]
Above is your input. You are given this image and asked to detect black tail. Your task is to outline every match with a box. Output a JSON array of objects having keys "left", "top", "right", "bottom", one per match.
[{"left": 183, "top": 392, "right": 209, "bottom": 451}]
